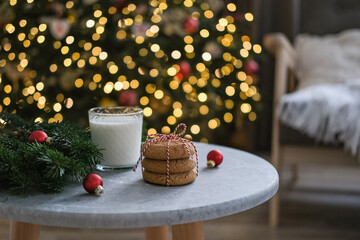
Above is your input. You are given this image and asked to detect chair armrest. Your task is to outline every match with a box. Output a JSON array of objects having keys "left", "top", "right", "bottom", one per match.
[{"left": 263, "top": 33, "right": 297, "bottom": 105}]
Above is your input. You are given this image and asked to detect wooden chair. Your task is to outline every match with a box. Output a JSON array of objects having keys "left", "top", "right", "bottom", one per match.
[{"left": 264, "top": 32, "right": 359, "bottom": 227}]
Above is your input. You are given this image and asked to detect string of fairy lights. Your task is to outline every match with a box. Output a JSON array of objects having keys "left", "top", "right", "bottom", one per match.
[{"left": 0, "top": 0, "right": 262, "bottom": 142}]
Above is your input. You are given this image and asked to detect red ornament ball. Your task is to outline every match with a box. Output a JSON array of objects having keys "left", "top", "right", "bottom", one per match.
[
  {"left": 29, "top": 130, "right": 48, "bottom": 143},
  {"left": 183, "top": 17, "right": 199, "bottom": 34},
  {"left": 177, "top": 61, "right": 192, "bottom": 80},
  {"left": 83, "top": 174, "right": 104, "bottom": 196},
  {"left": 118, "top": 90, "right": 138, "bottom": 106},
  {"left": 207, "top": 150, "right": 223, "bottom": 168},
  {"left": 244, "top": 60, "right": 259, "bottom": 76}
]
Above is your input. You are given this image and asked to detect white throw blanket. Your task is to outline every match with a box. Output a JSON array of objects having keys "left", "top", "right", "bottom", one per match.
[
  {"left": 278, "top": 29, "right": 360, "bottom": 158},
  {"left": 278, "top": 81, "right": 360, "bottom": 157}
]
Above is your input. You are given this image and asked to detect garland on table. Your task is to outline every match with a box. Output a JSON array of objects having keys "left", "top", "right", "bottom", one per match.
[{"left": 0, "top": 112, "right": 103, "bottom": 195}]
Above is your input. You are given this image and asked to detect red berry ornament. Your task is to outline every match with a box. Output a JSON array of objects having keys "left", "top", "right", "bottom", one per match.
[
  {"left": 29, "top": 130, "right": 48, "bottom": 143},
  {"left": 207, "top": 150, "right": 223, "bottom": 168},
  {"left": 183, "top": 17, "right": 199, "bottom": 34},
  {"left": 244, "top": 60, "right": 259, "bottom": 76},
  {"left": 176, "top": 61, "right": 192, "bottom": 80},
  {"left": 118, "top": 90, "right": 138, "bottom": 106},
  {"left": 83, "top": 174, "right": 104, "bottom": 196}
]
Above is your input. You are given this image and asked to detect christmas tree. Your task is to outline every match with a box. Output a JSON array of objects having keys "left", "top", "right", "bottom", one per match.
[{"left": 0, "top": 0, "right": 261, "bottom": 144}]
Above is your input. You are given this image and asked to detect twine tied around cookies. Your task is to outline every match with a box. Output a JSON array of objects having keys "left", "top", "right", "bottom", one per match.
[{"left": 133, "top": 123, "right": 199, "bottom": 186}]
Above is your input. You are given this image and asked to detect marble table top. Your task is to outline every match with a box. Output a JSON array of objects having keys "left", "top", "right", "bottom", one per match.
[{"left": 0, "top": 142, "right": 278, "bottom": 229}]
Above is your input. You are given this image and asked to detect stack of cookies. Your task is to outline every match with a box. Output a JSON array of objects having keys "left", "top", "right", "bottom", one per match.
[{"left": 141, "top": 139, "right": 197, "bottom": 186}]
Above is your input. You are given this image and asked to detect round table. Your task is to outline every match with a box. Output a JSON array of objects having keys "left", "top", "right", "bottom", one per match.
[{"left": 0, "top": 142, "right": 278, "bottom": 240}]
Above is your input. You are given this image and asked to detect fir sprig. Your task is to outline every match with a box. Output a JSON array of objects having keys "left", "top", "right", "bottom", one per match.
[{"left": 0, "top": 112, "right": 103, "bottom": 195}]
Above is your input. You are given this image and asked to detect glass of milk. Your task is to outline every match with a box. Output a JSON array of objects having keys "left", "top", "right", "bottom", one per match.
[{"left": 89, "top": 106, "right": 143, "bottom": 170}]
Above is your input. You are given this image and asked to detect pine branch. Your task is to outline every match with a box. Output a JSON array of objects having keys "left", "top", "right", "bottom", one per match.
[{"left": 0, "top": 113, "right": 103, "bottom": 195}]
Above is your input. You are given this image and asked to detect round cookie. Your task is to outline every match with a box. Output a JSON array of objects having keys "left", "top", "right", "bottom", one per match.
[
  {"left": 142, "top": 169, "right": 197, "bottom": 186},
  {"left": 142, "top": 139, "right": 195, "bottom": 160},
  {"left": 142, "top": 157, "right": 196, "bottom": 174}
]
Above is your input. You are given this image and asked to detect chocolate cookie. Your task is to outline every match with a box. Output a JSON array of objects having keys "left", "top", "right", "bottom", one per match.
[
  {"left": 142, "top": 169, "right": 197, "bottom": 186},
  {"left": 142, "top": 157, "right": 196, "bottom": 174}
]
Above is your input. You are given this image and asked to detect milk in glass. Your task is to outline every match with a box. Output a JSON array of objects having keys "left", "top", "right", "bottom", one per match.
[{"left": 89, "top": 107, "right": 143, "bottom": 170}]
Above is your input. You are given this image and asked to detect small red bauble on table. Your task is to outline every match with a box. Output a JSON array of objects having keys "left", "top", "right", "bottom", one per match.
[
  {"left": 207, "top": 150, "right": 223, "bottom": 168},
  {"left": 29, "top": 130, "right": 51, "bottom": 143},
  {"left": 83, "top": 174, "right": 104, "bottom": 196}
]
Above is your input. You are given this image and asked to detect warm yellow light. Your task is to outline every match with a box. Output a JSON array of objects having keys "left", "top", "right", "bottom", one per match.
[
  {"left": 149, "top": 69, "right": 159, "bottom": 77},
  {"left": 253, "top": 44, "right": 262, "bottom": 54},
  {"left": 88, "top": 82, "right": 97, "bottom": 91},
  {"left": 139, "top": 48, "right": 148, "bottom": 56},
  {"left": 173, "top": 108, "right": 183, "bottom": 118},
  {"left": 167, "top": 116, "right": 176, "bottom": 125},
  {"left": 36, "top": 82, "right": 44, "bottom": 91},
  {"left": 200, "top": 29, "right": 209, "bottom": 38},
  {"left": 94, "top": 10, "right": 102, "bottom": 18},
  {"left": 154, "top": 90, "right": 164, "bottom": 99},
  {"left": 6, "top": 24, "right": 15, "bottom": 34},
  {"left": 4, "top": 85, "right": 12, "bottom": 94},
  {"left": 103, "top": 82, "right": 114, "bottom": 94},
  {"left": 171, "top": 50, "right": 181, "bottom": 59},
  {"left": 130, "top": 79, "right": 139, "bottom": 89},
  {"left": 37, "top": 35, "right": 45, "bottom": 43},
  {"left": 190, "top": 125, "right": 200, "bottom": 134},
  {"left": 198, "top": 93, "right": 207, "bottom": 102},
  {"left": 66, "top": 36, "right": 74, "bottom": 44},
  {"left": 204, "top": 10, "right": 213, "bottom": 19},
  {"left": 53, "top": 103, "right": 62, "bottom": 112},
  {"left": 184, "top": 45, "right": 194, "bottom": 53},
  {"left": 208, "top": 119, "right": 217, "bottom": 129},
  {"left": 109, "top": 65, "right": 118, "bottom": 74},
  {"left": 202, "top": 52, "right": 212, "bottom": 61},
  {"left": 182, "top": 82, "right": 192, "bottom": 93},
  {"left": 241, "top": 103, "right": 251, "bottom": 113},
  {"left": 74, "top": 78, "right": 83, "bottom": 88},
  {"left": 63, "top": 58, "right": 72, "bottom": 67},
  {"left": 245, "top": 13, "right": 254, "bottom": 21},
  {"left": 225, "top": 99, "right": 234, "bottom": 109},
  {"left": 146, "top": 84, "right": 156, "bottom": 94},
  {"left": 114, "top": 81, "right": 123, "bottom": 91},
  {"left": 61, "top": 46, "right": 69, "bottom": 55},
  {"left": 227, "top": 3, "right": 236, "bottom": 12},
  {"left": 161, "top": 126, "right": 171, "bottom": 134},
  {"left": 66, "top": 1, "right": 74, "bottom": 8},
  {"left": 211, "top": 78, "right": 220, "bottom": 88},
  {"left": 224, "top": 112, "right": 233, "bottom": 123},
  {"left": 249, "top": 112, "right": 257, "bottom": 121},
  {"left": 77, "top": 59, "right": 85, "bottom": 68},
  {"left": 184, "top": 36, "right": 193, "bottom": 44},
  {"left": 19, "top": 19, "right": 27, "bottom": 27},
  {"left": 167, "top": 67, "right": 177, "bottom": 76},
  {"left": 243, "top": 41, "right": 252, "bottom": 50},
  {"left": 147, "top": 128, "right": 156, "bottom": 135},
  {"left": 72, "top": 52, "right": 80, "bottom": 61},
  {"left": 23, "top": 40, "right": 31, "bottom": 48},
  {"left": 143, "top": 107, "right": 153, "bottom": 117},
  {"left": 150, "top": 44, "right": 160, "bottom": 52},
  {"left": 20, "top": 59, "right": 28, "bottom": 67},
  {"left": 225, "top": 86, "right": 235, "bottom": 96},
  {"left": 240, "top": 49, "right": 249, "bottom": 58},
  {"left": 140, "top": 96, "right": 149, "bottom": 105},
  {"left": 240, "top": 82, "right": 249, "bottom": 92},
  {"left": 173, "top": 101, "right": 182, "bottom": 109}
]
